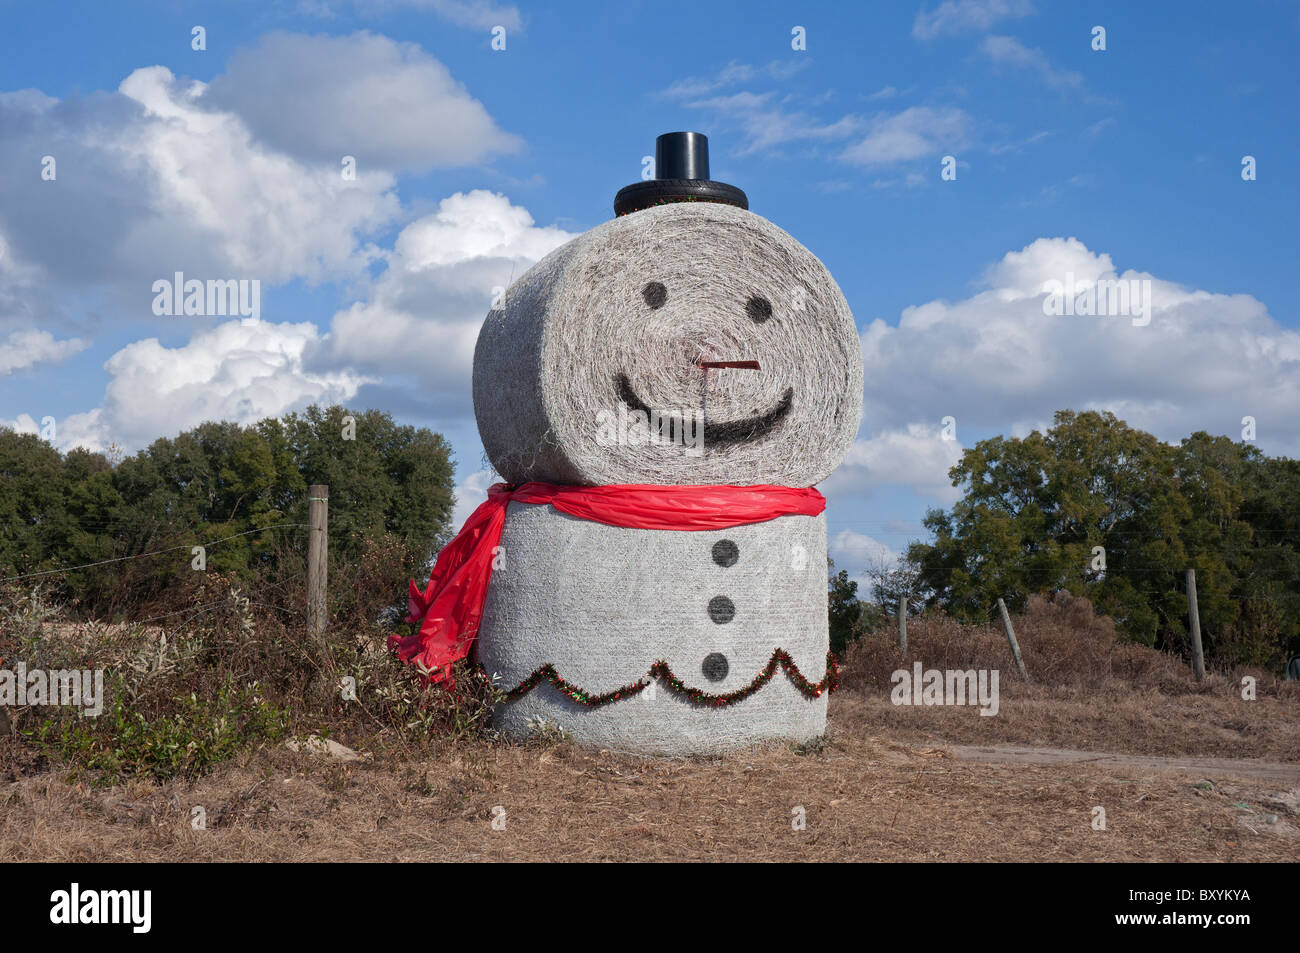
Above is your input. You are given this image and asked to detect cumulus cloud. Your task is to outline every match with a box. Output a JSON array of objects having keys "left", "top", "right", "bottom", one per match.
[
  {"left": 0, "top": 329, "right": 88, "bottom": 375},
  {"left": 4, "top": 410, "right": 106, "bottom": 454},
  {"left": 913, "top": 0, "right": 1034, "bottom": 40},
  {"left": 203, "top": 32, "right": 521, "bottom": 171},
  {"left": 856, "top": 236, "right": 1300, "bottom": 459},
  {"left": 323, "top": 190, "right": 577, "bottom": 413},
  {"left": 0, "top": 34, "right": 530, "bottom": 451},
  {"left": 117, "top": 65, "right": 402, "bottom": 284},
  {"left": 5, "top": 191, "right": 572, "bottom": 453},
  {"left": 9, "top": 320, "right": 371, "bottom": 452},
  {"left": 0, "top": 62, "right": 403, "bottom": 330},
  {"left": 829, "top": 529, "right": 901, "bottom": 595},
  {"left": 822, "top": 425, "right": 966, "bottom": 503},
  {"left": 0, "top": 32, "right": 518, "bottom": 341},
  {"left": 830, "top": 528, "right": 898, "bottom": 571}
]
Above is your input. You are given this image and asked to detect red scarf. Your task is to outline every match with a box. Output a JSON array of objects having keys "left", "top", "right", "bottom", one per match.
[{"left": 390, "top": 482, "right": 826, "bottom": 683}]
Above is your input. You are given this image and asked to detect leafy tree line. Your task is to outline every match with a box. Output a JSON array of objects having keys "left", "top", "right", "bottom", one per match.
[
  {"left": 899, "top": 410, "right": 1300, "bottom": 669},
  {"left": 0, "top": 405, "right": 455, "bottom": 618}
]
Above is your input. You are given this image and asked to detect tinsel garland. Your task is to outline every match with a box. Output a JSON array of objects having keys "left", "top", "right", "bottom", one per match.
[{"left": 474, "top": 648, "right": 840, "bottom": 709}]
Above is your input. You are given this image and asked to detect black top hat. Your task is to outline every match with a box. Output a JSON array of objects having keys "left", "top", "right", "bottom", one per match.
[{"left": 613, "top": 132, "right": 749, "bottom": 216}]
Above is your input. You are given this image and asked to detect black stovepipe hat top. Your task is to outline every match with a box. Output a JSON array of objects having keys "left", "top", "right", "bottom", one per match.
[{"left": 613, "top": 132, "right": 748, "bottom": 216}]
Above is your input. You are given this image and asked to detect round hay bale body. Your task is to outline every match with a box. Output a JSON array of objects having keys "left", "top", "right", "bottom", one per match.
[
  {"left": 471, "top": 200, "right": 861, "bottom": 753},
  {"left": 477, "top": 502, "right": 830, "bottom": 754}
]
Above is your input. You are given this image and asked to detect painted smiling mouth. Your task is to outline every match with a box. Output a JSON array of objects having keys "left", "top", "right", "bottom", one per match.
[{"left": 614, "top": 372, "right": 794, "bottom": 447}]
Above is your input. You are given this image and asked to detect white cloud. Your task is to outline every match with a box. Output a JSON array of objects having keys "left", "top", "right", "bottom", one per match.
[
  {"left": 408, "top": 0, "right": 521, "bottom": 30},
  {"left": 913, "top": 0, "right": 1034, "bottom": 40},
  {"left": 856, "top": 237, "right": 1300, "bottom": 457},
  {"left": 449, "top": 467, "right": 499, "bottom": 528},
  {"left": 983, "top": 235, "right": 1111, "bottom": 298},
  {"left": 0, "top": 62, "right": 404, "bottom": 325},
  {"left": 6, "top": 191, "right": 573, "bottom": 455},
  {"left": 668, "top": 66, "right": 969, "bottom": 171},
  {"left": 658, "top": 60, "right": 811, "bottom": 100},
  {"left": 823, "top": 425, "right": 966, "bottom": 503},
  {"left": 661, "top": 60, "right": 865, "bottom": 158},
  {"left": 393, "top": 190, "right": 574, "bottom": 268},
  {"left": 0, "top": 329, "right": 87, "bottom": 375},
  {"left": 682, "top": 91, "right": 863, "bottom": 156},
  {"left": 203, "top": 32, "right": 521, "bottom": 171},
  {"left": 1084, "top": 117, "right": 1116, "bottom": 138},
  {"left": 116, "top": 65, "right": 401, "bottom": 284},
  {"left": 324, "top": 190, "right": 577, "bottom": 409},
  {"left": 0, "top": 33, "right": 518, "bottom": 339},
  {"left": 0, "top": 42, "right": 561, "bottom": 456},
  {"left": 830, "top": 528, "right": 898, "bottom": 571},
  {"left": 840, "top": 106, "right": 970, "bottom": 165},
  {"left": 17, "top": 320, "right": 371, "bottom": 453},
  {"left": 829, "top": 529, "right": 902, "bottom": 597},
  {"left": 659, "top": 61, "right": 758, "bottom": 99},
  {"left": 979, "top": 35, "right": 1083, "bottom": 91}
]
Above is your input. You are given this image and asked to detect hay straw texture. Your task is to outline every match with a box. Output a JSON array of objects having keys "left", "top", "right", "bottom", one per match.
[
  {"left": 477, "top": 502, "right": 829, "bottom": 754},
  {"left": 470, "top": 200, "right": 862, "bottom": 752},
  {"left": 473, "top": 202, "right": 863, "bottom": 487}
]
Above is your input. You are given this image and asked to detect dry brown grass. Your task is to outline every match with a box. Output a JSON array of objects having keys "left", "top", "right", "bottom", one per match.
[
  {"left": 840, "top": 592, "right": 1300, "bottom": 760},
  {"left": 3, "top": 695, "right": 1297, "bottom": 862},
  {"left": 3, "top": 590, "right": 1298, "bottom": 862},
  {"left": 844, "top": 592, "right": 1252, "bottom": 696}
]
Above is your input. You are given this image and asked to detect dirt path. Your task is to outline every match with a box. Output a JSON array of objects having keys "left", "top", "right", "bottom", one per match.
[{"left": 948, "top": 744, "right": 1300, "bottom": 785}]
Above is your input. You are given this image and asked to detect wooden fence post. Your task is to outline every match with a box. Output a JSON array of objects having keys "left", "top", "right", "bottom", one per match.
[
  {"left": 307, "top": 485, "right": 329, "bottom": 666},
  {"left": 897, "top": 593, "right": 908, "bottom": 654},
  {"left": 996, "top": 597, "right": 1031, "bottom": 682},
  {"left": 1186, "top": 568, "right": 1205, "bottom": 682}
]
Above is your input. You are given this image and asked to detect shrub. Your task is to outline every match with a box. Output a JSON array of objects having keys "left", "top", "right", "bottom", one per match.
[{"left": 28, "top": 674, "right": 289, "bottom": 785}]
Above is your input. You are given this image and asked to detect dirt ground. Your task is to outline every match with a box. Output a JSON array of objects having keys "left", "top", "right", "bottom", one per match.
[{"left": 3, "top": 689, "right": 1297, "bottom": 862}]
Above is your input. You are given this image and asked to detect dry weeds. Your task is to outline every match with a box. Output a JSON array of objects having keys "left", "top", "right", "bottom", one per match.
[
  {"left": 3, "top": 688, "right": 1297, "bottom": 862},
  {"left": 3, "top": 590, "right": 1297, "bottom": 862}
]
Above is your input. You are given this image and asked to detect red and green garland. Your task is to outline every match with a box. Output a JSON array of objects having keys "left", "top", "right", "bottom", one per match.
[{"left": 473, "top": 648, "right": 840, "bottom": 709}]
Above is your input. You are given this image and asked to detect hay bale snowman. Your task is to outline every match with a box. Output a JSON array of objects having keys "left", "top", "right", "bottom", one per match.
[{"left": 396, "top": 132, "right": 863, "bottom": 755}]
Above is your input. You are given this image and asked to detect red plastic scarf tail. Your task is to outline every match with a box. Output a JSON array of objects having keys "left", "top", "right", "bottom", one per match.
[{"left": 387, "top": 485, "right": 513, "bottom": 685}]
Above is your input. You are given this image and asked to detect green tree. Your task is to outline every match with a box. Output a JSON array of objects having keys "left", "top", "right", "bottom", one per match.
[
  {"left": 908, "top": 410, "right": 1298, "bottom": 667},
  {"left": 1, "top": 406, "right": 455, "bottom": 620},
  {"left": 0, "top": 430, "right": 69, "bottom": 575},
  {"left": 827, "top": 561, "right": 863, "bottom": 654}
]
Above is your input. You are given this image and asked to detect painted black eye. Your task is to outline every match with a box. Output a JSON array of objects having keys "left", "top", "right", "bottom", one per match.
[
  {"left": 746, "top": 295, "right": 773, "bottom": 323},
  {"left": 643, "top": 281, "right": 667, "bottom": 309}
]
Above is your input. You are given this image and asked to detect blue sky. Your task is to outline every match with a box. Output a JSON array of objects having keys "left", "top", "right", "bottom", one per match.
[{"left": 2, "top": 0, "right": 1298, "bottom": 586}]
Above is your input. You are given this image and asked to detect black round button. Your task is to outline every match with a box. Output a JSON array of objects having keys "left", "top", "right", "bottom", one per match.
[
  {"left": 702, "top": 652, "right": 729, "bottom": 682},
  {"left": 708, "top": 595, "right": 735, "bottom": 624},
  {"left": 712, "top": 539, "right": 739, "bottom": 567}
]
